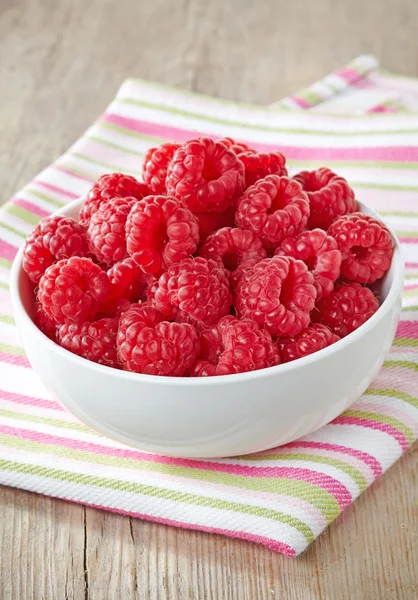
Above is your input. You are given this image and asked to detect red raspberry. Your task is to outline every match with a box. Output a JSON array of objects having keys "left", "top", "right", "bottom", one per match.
[
  {"left": 191, "top": 315, "right": 280, "bottom": 377},
  {"left": 166, "top": 137, "right": 245, "bottom": 213},
  {"left": 235, "top": 175, "right": 310, "bottom": 249},
  {"left": 126, "top": 195, "right": 199, "bottom": 275},
  {"left": 238, "top": 151, "right": 288, "bottom": 189},
  {"left": 312, "top": 282, "right": 379, "bottom": 337},
  {"left": 235, "top": 256, "right": 317, "bottom": 337},
  {"left": 58, "top": 318, "right": 119, "bottom": 369},
  {"left": 38, "top": 257, "right": 110, "bottom": 324},
  {"left": 96, "top": 297, "right": 132, "bottom": 320},
  {"left": 327, "top": 213, "right": 394, "bottom": 284},
  {"left": 153, "top": 257, "right": 232, "bottom": 327},
  {"left": 194, "top": 207, "right": 236, "bottom": 240},
  {"left": 199, "top": 227, "right": 266, "bottom": 289},
  {"left": 117, "top": 304, "right": 199, "bottom": 376},
  {"left": 278, "top": 323, "right": 339, "bottom": 363},
  {"left": 107, "top": 257, "right": 150, "bottom": 302},
  {"left": 34, "top": 302, "right": 57, "bottom": 341},
  {"left": 275, "top": 229, "right": 342, "bottom": 300},
  {"left": 142, "top": 142, "right": 181, "bottom": 194},
  {"left": 80, "top": 173, "right": 149, "bottom": 227},
  {"left": 87, "top": 197, "right": 136, "bottom": 266},
  {"left": 218, "top": 137, "right": 253, "bottom": 155},
  {"left": 23, "top": 216, "right": 89, "bottom": 284},
  {"left": 293, "top": 168, "right": 356, "bottom": 230}
]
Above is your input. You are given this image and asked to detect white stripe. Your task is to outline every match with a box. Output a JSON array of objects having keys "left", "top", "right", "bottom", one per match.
[
  {"left": 0, "top": 362, "right": 52, "bottom": 399},
  {"left": 387, "top": 350, "right": 418, "bottom": 363}
]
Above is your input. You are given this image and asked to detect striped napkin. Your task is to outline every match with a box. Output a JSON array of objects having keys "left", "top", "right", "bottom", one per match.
[{"left": 1, "top": 55, "right": 417, "bottom": 557}]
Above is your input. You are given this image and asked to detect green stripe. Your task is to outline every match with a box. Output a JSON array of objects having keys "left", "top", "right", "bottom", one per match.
[
  {"left": 71, "top": 152, "right": 141, "bottom": 176},
  {"left": 0, "top": 408, "right": 99, "bottom": 436},
  {"left": 395, "top": 230, "right": 418, "bottom": 238},
  {"left": 26, "top": 188, "right": 64, "bottom": 208},
  {"left": 365, "top": 388, "right": 418, "bottom": 408},
  {"left": 0, "top": 281, "right": 9, "bottom": 290},
  {"left": 100, "top": 121, "right": 166, "bottom": 144},
  {"left": 56, "top": 163, "right": 95, "bottom": 181},
  {"left": 384, "top": 359, "right": 418, "bottom": 372},
  {"left": 404, "top": 274, "right": 418, "bottom": 280},
  {"left": 4, "top": 204, "right": 39, "bottom": 226},
  {"left": 354, "top": 182, "right": 418, "bottom": 193},
  {"left": 0, "top": 222, "right": 26, "bottom": 238},
  {"left": 0, "top": 449, "right": 314, "bottom": 543},
  {"left": 403, "top": 290, "right": 418, "bottom": 298},
  {"left": 0, "top": 343, "right": 25, "bottom": 357},
  {"left": 0, "top": 258, "right": 12, "bottom": 269},
  {"left": 0, "top": 421, "right": 339, "bottom": 522},
  {"left": 87, "top": 135, "right": 145, "bottom": 157},
  {"left": 235, "top": 453, "right": 366, "bottom": 491},
  {"left": 402, "top": 305, "right": 418, "bottom": 312},
  {"left": 380, "top": 211, "right": 418, "bottom": 218},
  {"left": 392, "top": 337, "right": 418, "bottom": 348},
  {"left": 117, "top": 96, "right": 418, "bottom": 137},
  {"left": 288, "top": 159, "right": 418, "bottom": 171},
  {"left": 344, "top": 409, "right": 414, "bottom": 444},
  {"left": 0, "top": 314, "right": 14, "bottom": 325}
]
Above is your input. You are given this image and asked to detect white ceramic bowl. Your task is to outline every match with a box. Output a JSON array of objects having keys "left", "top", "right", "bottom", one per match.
[{"left": 10, "top": 199, "right": 404, "bottom": 458}]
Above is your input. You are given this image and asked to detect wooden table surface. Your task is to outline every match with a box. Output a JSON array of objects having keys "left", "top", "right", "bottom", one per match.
[{"left": 1, "top": 0, "right": 418, "bottom": 598}]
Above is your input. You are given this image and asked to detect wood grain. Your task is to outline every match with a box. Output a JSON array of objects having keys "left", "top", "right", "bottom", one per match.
[{"left": 0, "top": 0, "right": 418, "bottom": 598}]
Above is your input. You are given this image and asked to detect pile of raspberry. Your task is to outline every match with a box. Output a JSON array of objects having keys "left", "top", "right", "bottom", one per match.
[{"left": 23, "top": 136, "right": 394, "bottom": 377}]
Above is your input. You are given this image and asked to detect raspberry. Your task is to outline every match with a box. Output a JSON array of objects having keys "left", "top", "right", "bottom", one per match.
[
  {"left": 58, "top": 318, "right": 119, "bottom": 369},
  {"left": 312, "top": 282, "right": 379, "bottom": 337},
  {"left": 38, "top": 257, "right": 110, "bottom": 324},
  {"left": 278, "top": 323, "right": 339, "bottom": 363},
  {"left": 191, "top": 315, "right": 280, "bottom": 377},
  {"left": 194, "top": 207, "right": 236, "bottom": 240},
  {"left": 328, "top": 213, "right": 394, "bottom": 284},
  {"left": 117, "top": 304, "right": 199, "bottom": 376},
  {"left": 293, "top": 168, "right": 356, "bottom": 230},
  {"left": 199, "top": 227, "right": 266, "bottom": 289},
  {"left": 153, "top": 257, "right": 232, "bottom": 327},
  {"left": 235, "top": 256, "right": 317, "bottom": 336},
  {"left": 238, "top": 151, "right": 288, "bottom": 189},
  {"left": 107, "top": 257, "right": 150, "bottom": 302},
  {"left": 142, "top": 142, "right": 181, "bottom": 194},
  {"left": 235, "top": 175, "right": 310, "bottom": 249},
  {"left": 34, "top": 302, "right": 57, "bottom": 341},
  {"left": 96, "top": 297, "right": 132, "bottom": 320},
  {"left": 126, "top": 195, "right": 199, "bottom": 274},
  {"left": 275, "top": 229, "right": 342, "bottom": 300},
  {"left": 87, "top": 197, "right": 136, "bottom": 266},
  {"left": 80, "top": 173, "right": 149, "bottom": 227},
  {"left": 23, "top": 216, "right": 89, "bottom": 283},
  {"left": 218, "top": 137, "right": 253, "bottom": 155},
  {"left": 166, "top": 137, "right": 245, "bottom": 213}
]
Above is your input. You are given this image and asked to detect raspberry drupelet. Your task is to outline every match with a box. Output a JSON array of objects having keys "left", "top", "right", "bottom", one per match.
[
  {"left": 235, "top": 256, "right": 317, "bottom": 337},
  {"left": 311, "top": 282, "right": 379, "bottom": 337},
  {"left": 328, "top": 212, "right": 394, "bottom": 284},
  {"left": 278, "top": 323, "right": 339, "bottom": 363},
  {"left": 34, "top": 301, "right": 57, "bottom": 341},
  {"left": 218, "top": 137, "right": 253, "bottom": 155},
  {"left": 23, "top": 216, "right": 90, "bottom": 284},
  {"left": 38, "top": 257, "right": 110, "bottom": 324},
  {"left": 142, "top": 142, "right": 181, "bottom": 194},
  {"left": 235, "top": 175, "right": 310, "bottom": 249},
  {"left": 293, "top": 167, "right": 356, "bottom": 230},
  {"left": 117, "top": 304, "right": 199, "bottom": 376},
  {"left": 79, "top": 173, "right": 150, "bottom": 227},
  {"left": 107, "top": 257, "right": 150, "bottom": 302},
  {"left": 191, "top": 315, "right": 280, "bottom": 376},
  {"left": 238, "top": 150, "right": 288, "bottom": 189},
  {"left": 275, "top": 229, "right": 342, "bottom": 300},
  {"left": 166, "top": 137, "right": 245, "bottom": 213},
  {"left": 58, "top": 318, "right": 119, "bottom": 369},
  {"left": 126, "top": 195, "right": 199, "bottom": 275},
  {"left": 153, "top": 256, "right": 232, "bottom": 327}
]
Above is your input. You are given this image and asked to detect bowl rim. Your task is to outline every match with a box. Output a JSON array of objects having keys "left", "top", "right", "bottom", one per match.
[{"left": 10, "top": 198, "right": 404, "bottom": 387}]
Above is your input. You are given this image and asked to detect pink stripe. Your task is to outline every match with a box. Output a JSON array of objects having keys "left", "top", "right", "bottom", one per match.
[
  {"left": 356, "top": 401, "right": 418, "bottom": 437},
  {"left": 102, "top": 112, "right": 418, "bottom": 162},
  {"left": 0, "top": 423, "right": 350, "bottom": 509},
  {"left": 405, "top": 262, "right": 418, "bottom": 268},
  {"left": 288, "top": 96, "right": 312, "bottom": 109},
  {"left": 32, "top": 179, "right": 79, "bottom": 200},
  {"left": 333, "top": 416, "right": 409, "bottom": 451},
  {"left": 0, "top": 240, "right": 18, "bottom": 262},
  {"left": 367, "top": 104, "right": 398, "bottom": 114},
  {"left": 373, "top": 368, "right": 418, "bottom": 398},
  {"left": 399, "top": 237, "right": 418, "bottom": 245},
  {"left": 0, "top": 352, "right": 31, "bottom": 368},
  {"left": 13, "top": 198, "right": 49, "bottom": 219},
  {"left": 53, "top": 165, "right": 94, "bottom": 182},
  {"left": 0, "top": 389, "right": 64, "bottom": 412},
  {"left": 67, "top": 498, "right": 296, "bottom": 556},
  {"left": 396, "top": 321, "right": 418, "bottom": 338},
  {"left": 279, "top": 441, "right": 382, "bottom": 477},
  {"left": 404, "top": 284, "right": 418, "bottom": 291},
  {"left": 336, "top": 67, "right": 364, "bottom": 84}
]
